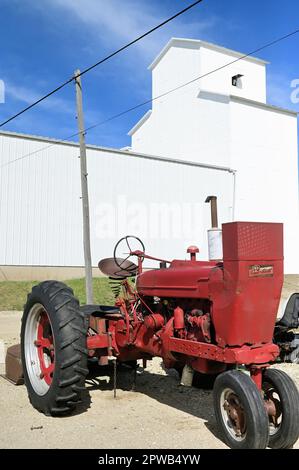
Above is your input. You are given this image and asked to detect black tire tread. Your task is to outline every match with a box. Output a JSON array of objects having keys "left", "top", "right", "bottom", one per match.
[
  {"left": 21, "top": 281, "right": 88, "bottom": 416},
  {"left": 263, "top": 368, "right": 299, "bottom": 449},
  {"left": 213, "top": 370, "right": 269, "bottom": 449}
]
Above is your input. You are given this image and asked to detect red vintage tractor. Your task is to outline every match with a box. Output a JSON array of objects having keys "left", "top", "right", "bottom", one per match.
[{"left": 20, "top": 221, "right": 299, "bottom": 449}]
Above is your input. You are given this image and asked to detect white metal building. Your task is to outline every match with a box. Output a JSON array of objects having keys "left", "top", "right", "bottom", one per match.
[
  {"left": 0, "top": 38, "right": 298, "bottom": 279},
  {"left": 0, "top": 131, "right": 233, "bottom": 279},
  {"left": 129, "top": 38, "right": 299, "bottom": 273}
]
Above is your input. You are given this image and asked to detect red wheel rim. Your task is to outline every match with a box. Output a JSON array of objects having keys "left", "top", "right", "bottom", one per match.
[{"left": 34, "top": 311, "right": 55, "bottom": 385}]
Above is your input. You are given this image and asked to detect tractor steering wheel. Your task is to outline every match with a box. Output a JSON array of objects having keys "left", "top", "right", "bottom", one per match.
[{"left": 113, "top": 235, "right": 145, "bottom": 272}]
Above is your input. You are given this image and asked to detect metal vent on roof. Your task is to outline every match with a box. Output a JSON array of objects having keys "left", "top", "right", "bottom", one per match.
[{"left": 232, "top": 74, "right": 244, "bottom": 87}]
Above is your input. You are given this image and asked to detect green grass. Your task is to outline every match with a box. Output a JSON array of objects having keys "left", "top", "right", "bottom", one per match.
[{"left": 0, "top": 277, "right": 115, "bottom": 311}]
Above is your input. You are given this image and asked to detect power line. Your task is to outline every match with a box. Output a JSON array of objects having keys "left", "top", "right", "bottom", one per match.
[
  {"left": 83, "top": 27, "right": 299, "bottom": 133},
  {"left": 1, "top": 26, "right": 299, "bottom": 169},
  {"left": 0, "top": 0, "right": 204, "bottom": 129}
]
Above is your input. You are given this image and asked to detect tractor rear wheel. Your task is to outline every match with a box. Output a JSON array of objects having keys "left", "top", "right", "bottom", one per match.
[
  {"left": 21, "top": 281, "right": 88, "bottom": 416},
  {"left": 263, "top": 368, "right": 299, "bottom": 448},
  {"left": 213, "top": 370, "right": 269, "bottom": 449}
]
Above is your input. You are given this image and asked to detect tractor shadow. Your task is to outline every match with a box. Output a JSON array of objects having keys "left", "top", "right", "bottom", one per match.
[{"left": 83, "top": 362, "right": 223, "bottom": 443}]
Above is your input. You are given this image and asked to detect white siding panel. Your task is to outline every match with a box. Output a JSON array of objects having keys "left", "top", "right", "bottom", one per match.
[
  {"left": 230, "top": 101, "right": 299, "bottom": 274},
  {"left": 87, "top": 149, "right": 233, "bottom": 265},
  {"left": 0, "top": 133, "right": 233, "bottom": 267},
  {"left": 0, "top": 134, "right": 83, "bottom": 266}
]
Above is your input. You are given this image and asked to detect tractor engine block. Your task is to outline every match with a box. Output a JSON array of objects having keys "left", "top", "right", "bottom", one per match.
[{"left": 140, "top": 297, "right": 212, "bottom": 343}]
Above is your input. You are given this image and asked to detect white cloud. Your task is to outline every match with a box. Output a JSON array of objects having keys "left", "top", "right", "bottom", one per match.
[
  {"left": 28, "top": 0, "right": 219, "bottom": 62},
  {"left": 6, "top": 81, "right": 74, "bottom": 114},
  {"left": 1, "top": 0, "right": 221, "bottom": 145},
  {"left": 5, "top": 80, "right": 103, "bottom": 124},
  {"left": 51, "top": 0, "right": 159, "bottom": 42}
]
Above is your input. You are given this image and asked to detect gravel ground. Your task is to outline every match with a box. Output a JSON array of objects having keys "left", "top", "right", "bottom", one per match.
[{"left": 0, "top": 310, "right": 299, "bottom": 449}]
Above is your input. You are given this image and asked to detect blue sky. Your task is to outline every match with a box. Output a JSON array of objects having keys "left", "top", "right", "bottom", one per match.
[{"left": 0, "top": 0, "right": 298, "bottom": 149}]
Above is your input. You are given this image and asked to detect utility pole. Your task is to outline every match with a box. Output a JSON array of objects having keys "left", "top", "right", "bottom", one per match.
[{"left": 74, "top": 69, "right": 94, "bottom": 304}]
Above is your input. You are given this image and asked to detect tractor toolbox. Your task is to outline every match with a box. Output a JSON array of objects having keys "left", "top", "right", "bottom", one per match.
[{"left": 5, "top": 344, "right": 24, "bottom": 385}]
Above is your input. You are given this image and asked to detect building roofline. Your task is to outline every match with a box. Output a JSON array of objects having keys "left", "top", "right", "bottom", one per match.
[
  {"left": 197, "top": 89, "right": 297, "bottom": 116},
  {"left": 128, "top": 109, "right": 152, "bottom": 136},
  {"left": 0, "top": 129, "right": 235, "bottom": 173},
  {"left": 230, "top": 95, "right": 298, "bottom": 116},
  {"left": 148, "top": 37, "right": 269, "bottom": 70}
]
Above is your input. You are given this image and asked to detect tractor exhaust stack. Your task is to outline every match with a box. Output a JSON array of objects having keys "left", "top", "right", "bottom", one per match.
[{"left": 205, "top": 195, "right": 223, "bottom": 261}]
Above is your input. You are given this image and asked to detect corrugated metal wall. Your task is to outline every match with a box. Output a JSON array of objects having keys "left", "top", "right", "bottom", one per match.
[{"left": 0, "top": 132, "right": 234, "bottom": 267}]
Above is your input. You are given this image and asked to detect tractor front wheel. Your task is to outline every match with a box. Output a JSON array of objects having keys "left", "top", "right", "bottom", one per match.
[
  {"left": 263, "top": 368, "right": 299, "bottom": 448},
  {"left": 213, "top": 370, "right": 269, "bottom": 449},
  {"left": 21, "top": 281, "right": 88, "bottom": 416}
]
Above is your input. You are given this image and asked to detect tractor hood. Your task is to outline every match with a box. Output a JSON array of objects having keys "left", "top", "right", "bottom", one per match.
[{"left": 137, "top": 260, "right": 218, "bottom": 299}]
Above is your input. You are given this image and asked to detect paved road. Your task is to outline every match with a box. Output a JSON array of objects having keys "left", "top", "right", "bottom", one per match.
[{"left": 0, "top": 310, "right": 298, "bottom": 449}]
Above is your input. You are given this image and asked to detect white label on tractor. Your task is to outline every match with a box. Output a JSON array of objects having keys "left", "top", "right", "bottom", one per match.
[{"left": 0, "top": 340, "right": 5, "bottom": 364}]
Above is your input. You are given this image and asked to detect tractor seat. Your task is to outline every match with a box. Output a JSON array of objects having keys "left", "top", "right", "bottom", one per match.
[
  {"left": 277, "top": 293, "right": 299, "bottom": 329},
  {"left": 80, "top": 304, "right": 123, "bottom": 319}
]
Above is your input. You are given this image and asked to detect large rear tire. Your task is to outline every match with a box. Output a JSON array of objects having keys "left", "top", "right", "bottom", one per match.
[
  {"left": 263, "top": 368, "right": 299, "bottom": 449},
  {"left": 213, "top": 370, "right": 269, "bottom": 449},
  {"left": 21, "top": 281, "right": 88, "bottom": 416}
]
